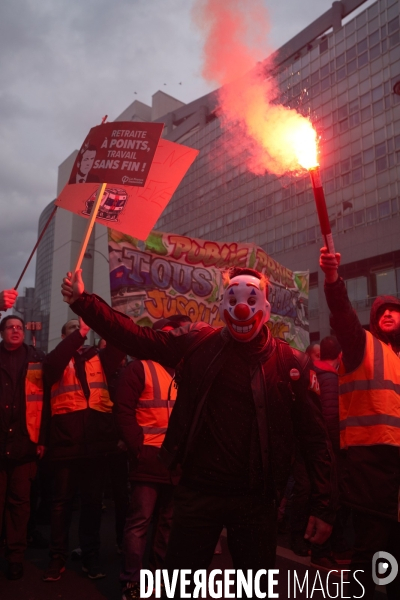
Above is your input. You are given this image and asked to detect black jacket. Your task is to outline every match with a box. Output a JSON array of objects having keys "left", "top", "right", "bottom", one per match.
[
  {"left": 43, "top": 329, "right": 124, "bottom": 460},
  {"left": 71, "top": 292, "right": 337, "bottom": 524},
  {"left": 0, "top": 343, "right": 48, "bottom": 461},
  {"left": 313, "top": 361, "right": 340, "bottom": 455},
  {"left": 325, "top": 277, "right": 400, "bottom": 520}
]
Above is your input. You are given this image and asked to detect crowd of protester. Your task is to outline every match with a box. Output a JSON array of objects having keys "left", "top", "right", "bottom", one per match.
[{"left": 0, "top": 245, "right": 399, "bottom": 600}]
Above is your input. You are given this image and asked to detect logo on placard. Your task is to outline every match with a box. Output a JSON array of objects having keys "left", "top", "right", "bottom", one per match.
[{"left": 83, "top": 187, "right": 128, "bottom": 222}]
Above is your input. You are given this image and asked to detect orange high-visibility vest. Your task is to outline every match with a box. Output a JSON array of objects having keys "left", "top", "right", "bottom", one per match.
[
  {"left": 339, "top": 330, "right": 400, "bottom": 449},
  {"left": 50, "top": 354, "right": 112, "bottom": 415},
  {"left": 136, "top": 360, "right": 177, "bottom": 448},
  {"left": 25, "top": 362, "right": 44, "bottom": 444}
]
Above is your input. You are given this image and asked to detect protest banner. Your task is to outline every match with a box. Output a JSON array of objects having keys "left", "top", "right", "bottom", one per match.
[
  {"left": 67, "top": 121, "right": 164, "bottom": 187},
  {"left": 108, "top": 229, "right": 310, "bottom": 350},
  {"left": 56, "top": 137, "right": 199, "bottom": 242}
]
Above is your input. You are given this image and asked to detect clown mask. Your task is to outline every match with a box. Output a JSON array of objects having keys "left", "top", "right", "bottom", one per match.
[{"left": 219, "top": 274, "right": 271, "bottom": 342}]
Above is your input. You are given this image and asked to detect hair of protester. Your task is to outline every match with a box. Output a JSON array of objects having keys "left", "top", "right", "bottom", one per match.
[
  {"left": 61, "top": 319, "right": 79, "bottom": 336},
  {"left": 221, "top": 267, "right": 269, "bottom": 299},
  {"left": 305, "top": 341, "right": 320, "bottom": 357},
  {"left": 0, "top": 314, "right": 25, "bottom": 331},
  {"left": 320, "top": 336, "right": 342, "bottom": 360},
  {"left": 152, "top": 315, "right": 192, "bottom": 331},
  {"left": 167, "top": 315, "right": 192, "bottom": 325}
]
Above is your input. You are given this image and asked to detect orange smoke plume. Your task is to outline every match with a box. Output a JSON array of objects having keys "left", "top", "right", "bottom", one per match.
[{"left": 192, "top": 0, "right": 319, "bottom": 176}]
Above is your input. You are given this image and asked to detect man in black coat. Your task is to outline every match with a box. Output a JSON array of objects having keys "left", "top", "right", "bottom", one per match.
[
  {"left": 117, "top": 315, "right": 191, "bottom": 600},
  {"left": 0, "top": 315, "right": 47, "bottom": 580},
  {"left": 42, "top": 318, "right": 124, "bottom": 582},
  {"left": 61, "top": 266, "right": 337, "bottom": 597},
  {"left": 320, "top": 248, "right": 400, "bottom": 600}
]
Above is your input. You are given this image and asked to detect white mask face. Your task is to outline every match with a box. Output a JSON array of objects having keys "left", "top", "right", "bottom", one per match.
[{"left": 219, "top": 275, "right": 271, "bottom": 342}]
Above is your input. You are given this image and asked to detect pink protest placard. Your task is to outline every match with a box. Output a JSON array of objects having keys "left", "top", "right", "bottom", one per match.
[{"left": 56, "top": 138, "right": 199, "bottom": 241}]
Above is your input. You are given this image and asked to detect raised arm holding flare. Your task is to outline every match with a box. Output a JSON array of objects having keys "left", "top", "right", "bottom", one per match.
[
  {"left": 320, "top": 247, "right": 400, "bottom": 600},
  {"left": 62, "top": 267, "right": 336, "bottom": 597}
]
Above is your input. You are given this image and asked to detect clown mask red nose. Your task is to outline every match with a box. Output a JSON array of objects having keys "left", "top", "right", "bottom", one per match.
[{"left": 219, "top": 275, "right": 271, "bottom": 342}]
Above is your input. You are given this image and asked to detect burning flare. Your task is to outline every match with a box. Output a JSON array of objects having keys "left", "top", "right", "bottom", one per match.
[
  {"left": 193, "top": 0, "right": 320, "bottom": 177},
  {"left": 290, "top": 120, "right": 319, "bottom": 170}
]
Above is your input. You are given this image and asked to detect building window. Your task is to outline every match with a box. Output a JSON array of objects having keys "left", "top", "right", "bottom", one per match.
[
  {"left": 376, "top": 157, "right": 388, "bottom": 172},
  {"left": 389, "top": 31, "right": 400, "bottom": 47},
  {"left": 358, "top": 51, "right": 369, "bottom": 67},
  {"left": 298, "top": 230, "right": 307, "bottom": 246},
  {"left": 308, "top": 286, "right": 319, "bottom": 319},
  {"left": 307, "top": 226, "right": 316, "bottom": 243},
  {"left": 361, "top": 106, "right": 372, "bottom": 121},
  {"left": 363, "top": 147, "right": 374, "bottom": 163},
  {"left": 320, "top": 38, "right": 328, "bottom": 54},
  {"left": 370, "top": 43, "right": 380, "bottom": 60},
  {"left": 374, "top": 269, "right": 398, "bottom": 297},
  {"left": 378, "top": 200, "right": 390, "bottom": 219},
  {"left": 343, "top": 213, "right": 354, "bottom": 230},
  {"left": 357, "top": 38, "right": 368, "bottom": 54},
  {"left": 345, "top": 276, "right": 369, "bottom": 307},
  {"left": 354, "top": 209, "right": 365, "bottom": 226},
  {"left": 366, "top": 206, "right": 377, "bottom": 222},
  {"left": 388, "top": 16, "right": 399, "bottom": 34}
]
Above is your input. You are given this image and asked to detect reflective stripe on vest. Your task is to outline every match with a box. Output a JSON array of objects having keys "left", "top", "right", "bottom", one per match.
[
  {"left": 339, "top": 330, "right": 400, "bottom": 448},
  {"left": 136, "top": 360, "right": 177, "bottom": 448},
  {"left": 25, "top": 363, "right": 44, "bottom": 444},
  {"left": 51, "top": 354, "right": 112, "bottom": 415}
]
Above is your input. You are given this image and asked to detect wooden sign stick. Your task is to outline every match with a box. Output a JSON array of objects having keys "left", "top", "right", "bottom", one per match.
[{"left": 74, "top": 182, "right": 107, "bottom": 272}]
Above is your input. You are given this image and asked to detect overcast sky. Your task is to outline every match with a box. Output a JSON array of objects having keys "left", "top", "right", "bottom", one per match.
[{"left": 0, "top": 0, "right": 373, "bottom": 296}]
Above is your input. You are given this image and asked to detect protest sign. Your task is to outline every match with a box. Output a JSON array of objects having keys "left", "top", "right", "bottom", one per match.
[
  {"left": 108, "top": 229, "right": 310, "bottom": 350},
  {"left": 67, "top": 121, "right": 163, "bottom": 187},
  {"left": 56, "top": 138, "right": 199, "bottom": 241}
]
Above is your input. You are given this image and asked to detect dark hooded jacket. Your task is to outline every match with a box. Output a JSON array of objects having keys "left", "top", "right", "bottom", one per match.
[
  {"left": 313, "top": 360, "right": 340, "bottom": 455},
  {"left": 324, "top": 278, "right": 400, "bottom": 520},
  {"left": 69, "top": 292, "right": 337, "bottom": 524}
]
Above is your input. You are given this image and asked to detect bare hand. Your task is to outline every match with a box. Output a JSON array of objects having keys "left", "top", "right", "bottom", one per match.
[
  {"left": 61, "top": 270, "right": 84, "bottom": 304},
  {"left": 319, "top": 247, "right": 341, "bottom": 284},
  {"left": 304, "top": 515, "right": 332, "bottom": 544},
  {"left": 0, "top": 289, "right": 18, "bottom": 311},
  {"left": 79, "top": 317, "right": 90, "bottom": 338},
  {"left": 36, "top": 445, "right": 46, "bottom": 460}
]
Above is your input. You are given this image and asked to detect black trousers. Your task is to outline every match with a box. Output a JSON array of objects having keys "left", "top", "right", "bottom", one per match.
[
  {"left": 349, "top": 510, "right": 400, "bottom": 600},
  {"left": 163, "top": 485, "right": 277, "bottom": 599},
  {"left": 0, "top": 459, "right": 37, "bottom": 562},
  {"left": 49, "top": 457, "right": 106, "bottom": 560}
]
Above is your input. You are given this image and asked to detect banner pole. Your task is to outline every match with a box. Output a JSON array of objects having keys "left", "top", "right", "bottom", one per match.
[
  {"left": 15, "top": 204, "right": 58, "bottom": 290},
  {"left": 74, "top": 182, "right": 107, "bottom": 272}
]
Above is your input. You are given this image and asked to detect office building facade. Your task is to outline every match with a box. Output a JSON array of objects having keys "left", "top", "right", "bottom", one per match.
[{"left": 37, "top": 0, "right": 400, "bottom": 348}]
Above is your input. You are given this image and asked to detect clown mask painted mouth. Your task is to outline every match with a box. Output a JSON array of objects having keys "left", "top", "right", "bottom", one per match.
[{"left": 223, "top": 309, "right": 265, "bottom": 341}]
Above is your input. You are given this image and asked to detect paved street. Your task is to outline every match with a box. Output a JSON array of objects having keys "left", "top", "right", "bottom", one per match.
[{"left": 0, "top": 500, "right": 387, "bottom": 600}]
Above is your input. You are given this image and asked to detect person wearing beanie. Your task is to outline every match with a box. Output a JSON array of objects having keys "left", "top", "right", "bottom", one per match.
[{"left": 320, "top": 248, "right": 400, "bottom": 600}]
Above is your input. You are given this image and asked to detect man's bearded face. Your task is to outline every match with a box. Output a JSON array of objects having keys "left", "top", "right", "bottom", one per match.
[{"left": 219, "top": 275, "right": 271, "bottom": 342}]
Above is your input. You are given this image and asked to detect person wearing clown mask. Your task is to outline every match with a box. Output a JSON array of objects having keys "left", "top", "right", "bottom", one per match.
[{"left": 61, "top": 266, "right": 336, "bottom": 598}]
